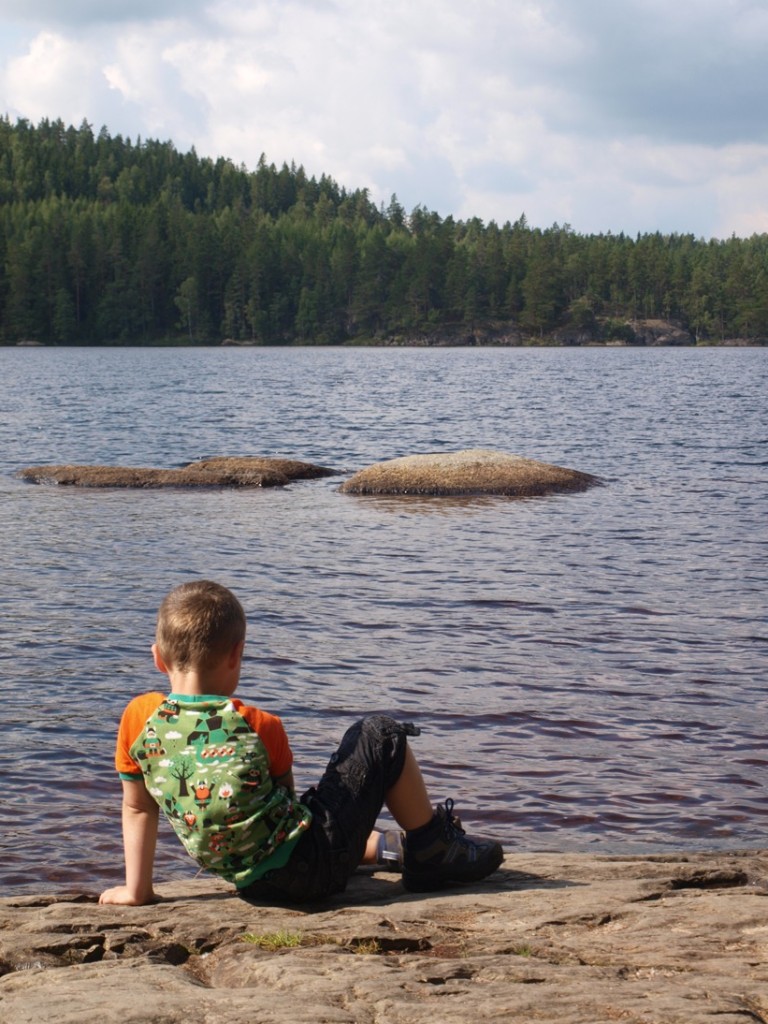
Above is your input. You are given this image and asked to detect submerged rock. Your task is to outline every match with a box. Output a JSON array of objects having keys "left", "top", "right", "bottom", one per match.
[
  {"left": 340, "top": 449, "right": 601, "bottom": 497},
  {"left": 18, "top": 456, "right": 336, "bottom": 489},
  {"left": 2, "top": 850, "right": 767, "bottom": 1024}
]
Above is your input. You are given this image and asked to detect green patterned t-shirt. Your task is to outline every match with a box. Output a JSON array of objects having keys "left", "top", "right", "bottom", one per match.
[{"left": 117, "top": 693, "right": 312, "bottom": 887}]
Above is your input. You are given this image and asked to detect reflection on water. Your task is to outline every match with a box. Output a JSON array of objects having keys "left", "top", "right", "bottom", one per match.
[{"left": 0, "top": 345, "right": 766, "bottom": 894}]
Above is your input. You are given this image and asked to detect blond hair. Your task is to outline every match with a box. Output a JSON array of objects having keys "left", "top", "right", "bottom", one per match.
[{"left": 155, "top": 580, "right": 246, "bottom": 670}]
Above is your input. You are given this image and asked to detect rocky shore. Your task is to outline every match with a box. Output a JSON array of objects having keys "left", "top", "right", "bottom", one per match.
[{"left": 3, "top": 849, "right": 768, "bottom": 1023}]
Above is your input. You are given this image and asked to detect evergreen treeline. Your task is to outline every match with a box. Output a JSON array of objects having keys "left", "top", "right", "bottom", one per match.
[{"left": 1, "top": 116, "right": 767, "bottom": 346}]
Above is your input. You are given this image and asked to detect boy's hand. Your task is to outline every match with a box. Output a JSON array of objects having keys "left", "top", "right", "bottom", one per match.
[
  {"left": 99, "top": 884, "right": 158, "bottom": 906},
  {"left": 105, "top": 778, "right": 160, "bottom": 908}
]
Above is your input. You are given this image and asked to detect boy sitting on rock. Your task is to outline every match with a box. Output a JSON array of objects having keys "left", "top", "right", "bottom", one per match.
[{"left": 99, "top": 580, "right": 503, "bottom": 905}]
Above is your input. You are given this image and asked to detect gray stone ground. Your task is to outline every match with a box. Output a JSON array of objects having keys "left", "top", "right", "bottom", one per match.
[{"left": 3, "top": 850, "right": 768, "bottom": 1023}]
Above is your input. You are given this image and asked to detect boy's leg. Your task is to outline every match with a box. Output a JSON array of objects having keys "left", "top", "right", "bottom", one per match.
[
  {"left": 360, "top": 745, "right": 433, "bottom": 866},
  {"left": 312, "top": 719, "right": 504, "bottom": 892},
  {"left": 241, "top": 715, "right": 416, "bottom": 902},
  {"left": 379, "top": 739, "right": 504, "bottom": 892},
  {"left": 308, "top": 715, "right": 416, "bottom": 865},
  {"left": 383, "top": 744, "right": 433, "bottom": 829},
  {"left": 241, "top": 715, "right": 503, "bottom": 902}
]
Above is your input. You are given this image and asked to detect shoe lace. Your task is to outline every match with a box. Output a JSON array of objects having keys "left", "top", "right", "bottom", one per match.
[{"left": 440, "top": 798, "right": 466, "bottom": 839}]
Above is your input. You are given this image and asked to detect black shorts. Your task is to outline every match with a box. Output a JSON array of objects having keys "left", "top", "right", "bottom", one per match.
[{"left": 239, "top": 715, "right": 418, "bottom": 903}]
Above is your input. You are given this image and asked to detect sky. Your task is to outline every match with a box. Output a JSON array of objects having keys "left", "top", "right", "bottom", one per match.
[{"left": 1, "top": 0, "right": 768, "bottom": 240}]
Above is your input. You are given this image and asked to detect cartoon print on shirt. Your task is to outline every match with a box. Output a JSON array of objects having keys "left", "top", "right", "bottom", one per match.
[
  {"left": 157, "top": 701, "right": 180, "bottom": 723},
  {"left": 143, "top": 727, "right": 165, "bottom": 757},
  {"left": 168, "top": 753, "right": 196, "bottom": 796},
  {"left": 193, "top": 780, "right": 213, "bottom": 809},
  {"left": 129, "top": 697, "right": 312, "bottom": 885}
]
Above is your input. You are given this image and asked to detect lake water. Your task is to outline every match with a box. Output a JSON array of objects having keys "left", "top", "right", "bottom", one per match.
[{"left": 0, "top": 344, "right": 766, "bottom": 896}]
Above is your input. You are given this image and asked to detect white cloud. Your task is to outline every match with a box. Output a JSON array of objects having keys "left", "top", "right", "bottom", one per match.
[
  {"left": 1, "top": 0, "right": 768, "bottom": 238},
  {"left": 102, "top": 30, "right": 208, "bottom": 140},
  {"left": 3, "top": 32, "right": 101, "bottom": 124}
]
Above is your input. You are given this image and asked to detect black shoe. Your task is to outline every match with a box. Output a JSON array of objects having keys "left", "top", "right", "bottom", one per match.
[{"left": 402, "top": 799, "right": 504, "bottom": 893}]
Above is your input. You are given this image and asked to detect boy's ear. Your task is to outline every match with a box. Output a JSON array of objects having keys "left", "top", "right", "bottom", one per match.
[
  {"left": 228, "top": 639, "right": 245, "bottom": 668},
  {"left": 152, "top": 643, "right": 169, "bottom": 674}
]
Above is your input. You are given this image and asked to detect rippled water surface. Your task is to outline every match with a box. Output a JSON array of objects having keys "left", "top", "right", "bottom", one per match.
[{"left": 1, "top": 345, "right": 766, "bottom": 895}]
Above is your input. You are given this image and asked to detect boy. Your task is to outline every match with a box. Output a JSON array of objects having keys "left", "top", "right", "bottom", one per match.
[{"left": 99, "top": 580, "right": 503, "bottom": 905}]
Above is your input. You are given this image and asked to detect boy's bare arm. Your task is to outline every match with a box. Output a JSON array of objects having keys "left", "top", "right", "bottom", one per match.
[{"left": 99, "top": 779, "right": 159, "bottom": 906}]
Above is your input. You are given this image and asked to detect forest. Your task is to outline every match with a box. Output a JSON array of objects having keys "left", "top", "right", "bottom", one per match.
[{"left": 1, "top": 116, "right": 767, "bottom": 346}]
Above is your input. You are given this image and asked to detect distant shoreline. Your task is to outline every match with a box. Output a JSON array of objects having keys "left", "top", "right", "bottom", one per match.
[
  {"left": 5, "top": 315, "right": 767, "bottom": 349},
  {"left": 6, "top": 337, "right": 766, "bottom": 348}
]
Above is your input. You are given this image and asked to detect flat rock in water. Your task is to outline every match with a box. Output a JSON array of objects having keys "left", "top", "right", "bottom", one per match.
[
  {"left": 18, "top": 457, "right": 336, "bottom": 489},
  {"left": 340, "top": 449, "right": 601, "bottom": 496},
  {"left": 1, "top": 851, "right": 767, "bottom": 1024}
]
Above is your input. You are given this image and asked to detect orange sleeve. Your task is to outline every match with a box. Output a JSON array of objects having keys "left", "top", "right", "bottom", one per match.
[
  {"left": 233, "top": 701, "right": 294, "bottom": 778},
  {"left": 115, "top": 692, "right": 166, "bottom": 777}
]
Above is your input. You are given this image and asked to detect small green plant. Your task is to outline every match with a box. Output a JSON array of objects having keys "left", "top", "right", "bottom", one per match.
[
  {"left": 348, "top": 938, "right": 382, "bottom": 955},
  {"left": 241, "top": 931, "right": 385, "bottom": 955},
  {"left": 513, "top": 944, "right": 533, "bottom": 958},
  {"left": 241, "top": 930, "right": 305, "bottom": 950}
]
